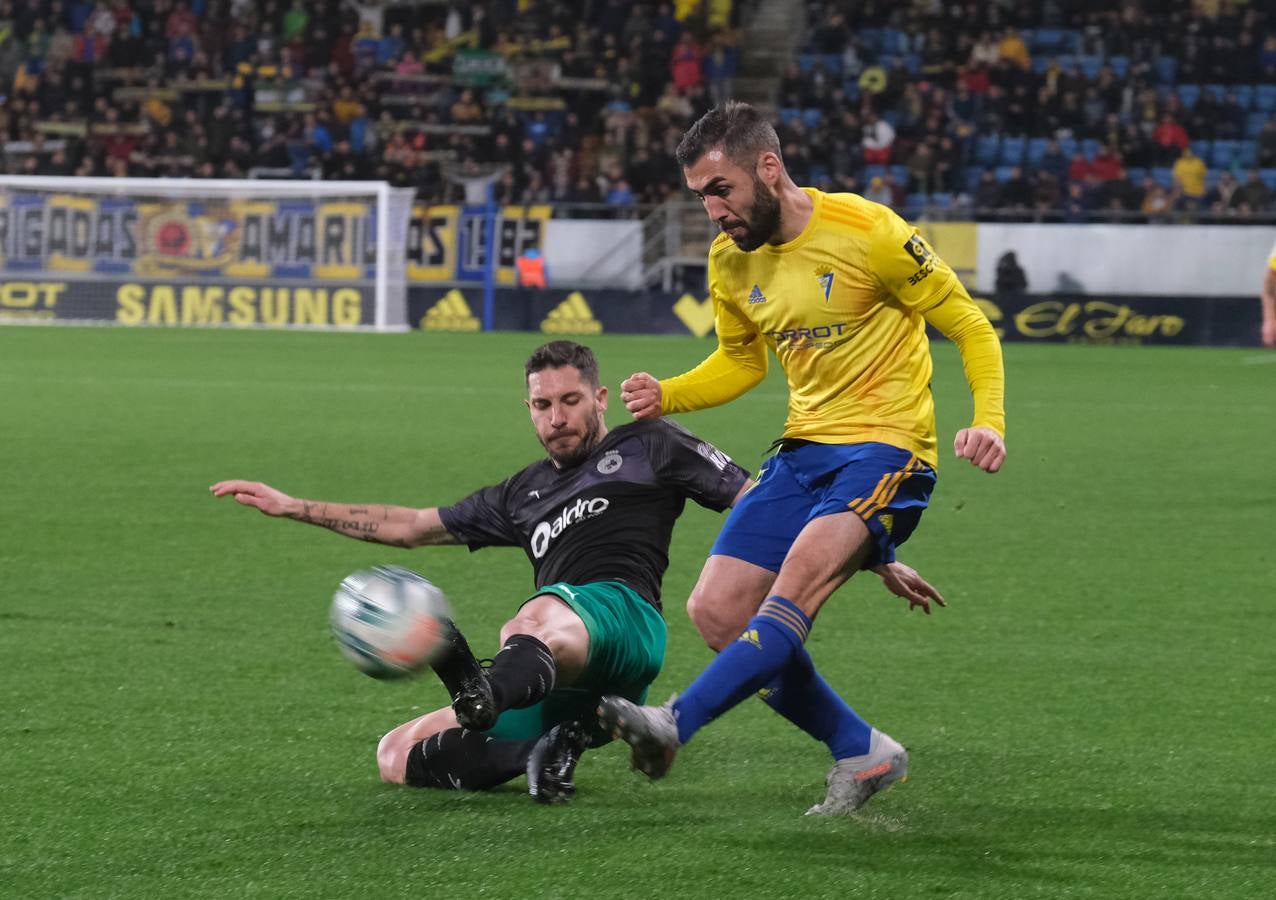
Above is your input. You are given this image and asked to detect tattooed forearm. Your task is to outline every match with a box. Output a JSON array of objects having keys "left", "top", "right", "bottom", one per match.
[
  {"left": 317, "top": 517, "right": 380, "bottom": 538},
  {"left": 288, "top": 499, "right": 438, "bottom": 548}
]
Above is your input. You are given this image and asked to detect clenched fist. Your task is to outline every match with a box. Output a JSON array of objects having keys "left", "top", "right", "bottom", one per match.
[{"left": 620, "top": 372, "right": 663, "bottom": 420}]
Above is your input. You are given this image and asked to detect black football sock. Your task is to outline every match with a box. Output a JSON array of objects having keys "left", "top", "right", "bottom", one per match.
[
  {"left": 404, "top": 727, "right": 536, "bottom": 790},
  {"left": 486, "top": 634, "right": 557, "bottom": 711}
]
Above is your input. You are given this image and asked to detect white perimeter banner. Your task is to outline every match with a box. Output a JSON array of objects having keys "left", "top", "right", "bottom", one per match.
[
  {"left": 543, "top": 219, "right": 642, "bottom": 289},
  {"left": 975, "top": 224, "right": 1275, "bottom": 297}
]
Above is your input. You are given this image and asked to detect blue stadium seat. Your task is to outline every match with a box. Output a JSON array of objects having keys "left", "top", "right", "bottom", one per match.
[
  {"left": 1191, "top": 139, "right": 1211, "bottom": 160},
  {"left": 864, "top": 164, "right": 888, "bottom": 181},
  {"left": 778, "top": 107, "right": 802, "bottom": 125},
  {"left": 904, "top": 192, "right": 928, "bottom": 212},
  {"left": 798, "top": 54, "right": 817, "bottom": 73},
  {"left": 1151, "top": 167, "right": 1174, "bottom": 188},
  {"left": 965, "top": 168, "right": 986, "bottom": 192},
  {"left": 1032, "top": 57, "right": 1049, "bottom": 75},
  {"left": 1108, "top": 56, "right": 1129, "bottom": 79},
  {"left": 1236, "top": 141, "right": 1258, "bottom": 167},
  {"left": 1033, "top": 28, "right": 1063, "bottom": 51},
  {"left": 1058, "top": 137, "right": 1079, "bottom": 159},
  {"left": 930, "top": 192, "right": 953, "bottom": 209},
  {"left": 975, "top": 135, "right": 1000, "bottom": 165},
  {"left": 1000, "top": 137, "right": 1026, "bottom": 164},
  {"left": 886, "top": 29, "right": 911, "bottom": 54},
  {"left": 1260, "top": 169, "right": 1276, "bottom": 190},
  {"left": 1081, "top": 138, "right": 1100, "bottom": 160},
  {"left": 858, "top": 28, "right": 882, "bottom": 51},
  {"left": 995, "top": 165, "right": 1017, "bottom": 182},
  {"left": 1234, "top": 85, "right": 1254, "bottom": 109},
  {"left": 1079, "top": 56, "right": 1102, "bottom": 80},
  {"left": 1126, "top": 166, "right": 1148, "bottom": 184},
  {"left": 1202, "top": 84, "right": 1226, "bottom": 101},
  {"left": 1026, "top": 137, "right": 1049, "bottom": 165},
  {"left": 809, "top": 163, "right": 829, "bottom": 185},
  {"left": 890, "top": 164, "right": 909, "bottom": 184},
  {"left": 1154, "top": 56, "right": 1177, "bottom": 84},
  {"left": 1205, "top": 170, "right": 1223, "bottom": 189},
  {"left": 1255, "top": 86, "right": 1276, "bottom": 112},
  {"left": 1064, "top": 30, "right": 1084, "bottom": 53},
  {"left": 1247, "top": 112, "right": 1270, "bottom": 138},
  {"left": 1177, "top": 84, "right": 1201, "bottom": 108},
  {"left": 1211, "top": 140, "right": 1238, "bottom": 168},
  {"left": 801, "top": 108, "right": 824, "bottom": 129}
]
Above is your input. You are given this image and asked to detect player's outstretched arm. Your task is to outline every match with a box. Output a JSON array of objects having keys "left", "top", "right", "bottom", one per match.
[
  {"left": 209, "top": 480, "right": 458, "bottom": 548},
  {"left": 872, "top": 561, "right": 946, "bottom": 615}
]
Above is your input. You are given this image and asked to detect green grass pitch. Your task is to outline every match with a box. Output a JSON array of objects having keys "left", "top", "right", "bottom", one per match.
[{"left": 1, "top": 325, "right": 1273, "bottom": 899}]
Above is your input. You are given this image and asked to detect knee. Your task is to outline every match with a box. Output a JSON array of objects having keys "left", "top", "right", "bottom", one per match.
[
  {"left": 686, "top": 588, "right": 741, "bottom": 652},
  {"left": 376, "top": 730, "right": 407, "bottom": 785}
]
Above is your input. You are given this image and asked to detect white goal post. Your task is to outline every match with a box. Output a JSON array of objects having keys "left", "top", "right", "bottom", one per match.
[{"left": 0, "top": 176, "right": 416, "bottom": 331}]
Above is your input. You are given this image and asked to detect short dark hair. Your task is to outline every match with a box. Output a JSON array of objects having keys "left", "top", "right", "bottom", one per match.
[
  {"left": 675, "top": 101, "right": 783, "bottom": 170},
  {"left": 524, "top": 340, "right": 600, "bottom": 387}
]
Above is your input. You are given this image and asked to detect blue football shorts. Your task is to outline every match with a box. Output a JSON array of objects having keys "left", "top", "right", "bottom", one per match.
[{"left": 711, "top": 440, "right": 937, "bottom": 572}]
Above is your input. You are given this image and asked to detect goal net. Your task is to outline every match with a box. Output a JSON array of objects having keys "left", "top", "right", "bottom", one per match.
[{"left": 0, "top": 177, "right": 416, "bottom": 330}]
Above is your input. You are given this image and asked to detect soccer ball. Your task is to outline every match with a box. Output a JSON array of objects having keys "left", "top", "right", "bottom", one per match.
[{"left": 329, "top": 565, "right": 454, "bottom": 679}]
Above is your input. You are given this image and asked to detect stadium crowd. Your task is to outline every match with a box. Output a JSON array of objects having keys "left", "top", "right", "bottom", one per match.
[{"left": 0, "top": 0, "right": 1273, "bottom": 221}]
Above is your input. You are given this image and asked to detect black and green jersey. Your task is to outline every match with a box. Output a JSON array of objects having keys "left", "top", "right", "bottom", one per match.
[{"left": 438, "top": 419, "right": 748, "bottom": 610}]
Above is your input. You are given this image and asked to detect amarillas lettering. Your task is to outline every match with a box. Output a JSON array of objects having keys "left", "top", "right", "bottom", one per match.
[
  {"left": 764, "top": 322, "right": 850, "bottom": 343},
  {"left": 530, "top": 497, "right": 610, "bottom": 558}
]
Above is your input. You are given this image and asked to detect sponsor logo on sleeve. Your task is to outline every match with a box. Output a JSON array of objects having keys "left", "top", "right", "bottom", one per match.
[{"left": 695, "top": 442, "right": 732, "bottom": 471}]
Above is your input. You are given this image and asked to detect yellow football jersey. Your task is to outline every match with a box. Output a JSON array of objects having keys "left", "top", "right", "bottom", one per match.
[{"left": 664, "top": 188, "right": 1002, "bottom": 467}]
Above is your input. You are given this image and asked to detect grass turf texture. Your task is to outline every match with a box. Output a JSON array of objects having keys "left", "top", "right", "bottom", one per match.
[{"left": 1, "top": 325, "right": 1273, "bottom": 899}]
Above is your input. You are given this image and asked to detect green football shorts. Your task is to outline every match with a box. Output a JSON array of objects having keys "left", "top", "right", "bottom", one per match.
[{"left": 486, "top": 580, "right": 667, "bottom": 745}]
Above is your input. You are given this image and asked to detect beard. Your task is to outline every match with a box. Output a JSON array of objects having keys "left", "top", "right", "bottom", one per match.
[
  {"left": 725, "top": 175, "right": 783, "bottom": 251},
  {"left": 542, "top": 407, "right": 605, "bottom": 468}
]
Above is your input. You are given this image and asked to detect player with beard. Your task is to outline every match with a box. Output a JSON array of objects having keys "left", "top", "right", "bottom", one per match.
[
  {"left": 599, "top": 101, "right": 1006, "bottom": 815},
  {"left": 211, "top": 341, "right": 757, "bottom": 803}
]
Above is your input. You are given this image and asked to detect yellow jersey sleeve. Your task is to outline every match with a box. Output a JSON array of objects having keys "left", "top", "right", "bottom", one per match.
[
  {"left": 660, "top": 251, "right": 768, "bottom": 415},
  {"left": 869, "top": 209, "right": 959, "bottom": 313},
  {"left": 924, "top": 290, "right": 1007, "bottom": 437}
]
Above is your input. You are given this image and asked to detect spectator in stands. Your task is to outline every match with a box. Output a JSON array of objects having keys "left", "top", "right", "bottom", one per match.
[
  {"left": 1153, "top": 113, "right": 1189, "bottom": 164},
  {"left": 1034, "top": 171, "right": 1062, "bottom": 217},
  {"left": 1141, "top": 180, "right": 1173, "bottom": 223},
  {"left": 1000, "top": 166, "right": 1033, "bottom": 215},
  {"left": 1257, "top": 119, "right": 1276, "bottom": 168},
  {"left": 1232, "top": 169, "right": 1273, "bottom": 213},
  {"left": 1171, "top": 145, "right": 1207, "bottom": 210},
  {"left": 861, "top": 112, "right": 895, "bottom": 165},
  {"left": 863, "top": 175, "right": 892, "bottom": 207},
  {"left": 1206, "top": 171, "right": 1240, "bottom": 217},
  {"left": 1061, "top": 182, "right": 1093, "bottom": 223},
  {"left": 450, "top": 89, "right": 483, "bottom": 124},
  {"left": 904, "top": 140, "right": 935, "bottom": 195},
  {"left": 702, "top": 34, "right": 735, "bottom": 106},
  {"left": 973, "top": 169, "right": 1001, "bottom": 216},
  {"left": 669, "top": 30, "right": 702, "bottom": 94},
  {"left": 1105, "top": 169, "right": 1144, "bottom": 214}
]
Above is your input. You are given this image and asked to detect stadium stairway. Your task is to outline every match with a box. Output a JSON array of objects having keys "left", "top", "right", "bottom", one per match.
[{"left": 732, "top": 0, "right": 807, "bottom": 114}]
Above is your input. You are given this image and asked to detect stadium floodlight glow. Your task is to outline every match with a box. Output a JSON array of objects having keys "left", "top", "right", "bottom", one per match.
[{"left": 0, "top": 176, "right": 416, "bottom": 331}]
